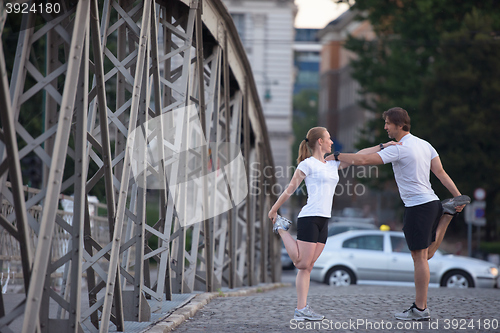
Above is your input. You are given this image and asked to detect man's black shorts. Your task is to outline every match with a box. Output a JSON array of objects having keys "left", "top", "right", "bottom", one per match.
[
  {"left": 296, "top": 216, "right": 329, "bottom": 244},
  {"left": 403, "top": 200, "right": 443, "bottom": 251}
]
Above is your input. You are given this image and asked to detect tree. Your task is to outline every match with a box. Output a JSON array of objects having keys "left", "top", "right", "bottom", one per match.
[
  {"left": 291, "top": 89, "right": 319, "bottom": 207},
  {"left": 292, "top": 89, "right": 319, "bottom": 166},
  {"left": 342, "top": 0, "right": 500, "bottom": 235},
  {"left": 419, "top": 9, "right": 500, "bottom": 239}
]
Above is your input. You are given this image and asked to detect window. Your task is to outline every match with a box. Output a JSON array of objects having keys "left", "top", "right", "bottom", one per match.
[
  {"left": 391, "top": 236, "right": 410, "bottom": 253},
  {"left": 342, "top": 235, "right": 383, "bottom": 251},
  {"left": 296, "top": 52, "right": 321, "bottom": 63},
  {"left": 296, "top": 71, "right": 319, "bottom": 85},
  {"left": 231, "top": 13, "right": 245, "bottom": 43}
]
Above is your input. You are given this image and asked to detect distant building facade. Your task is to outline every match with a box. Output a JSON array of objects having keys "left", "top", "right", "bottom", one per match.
[
  {"left": 293, "top": 29, "right": 321, "bottom": 94},
  {"left": 223, "top": 0, "right": 297, "bottom": 217},
  {"left": 318, "top": 10, "right": 375, "bottom": 153}
]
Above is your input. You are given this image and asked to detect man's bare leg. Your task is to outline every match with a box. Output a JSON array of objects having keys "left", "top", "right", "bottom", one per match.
[
  {"left": 412, "top": 248, "right": 430, "bottom": 310},
  {"left": 427, "top": 214, "right": 453, "bottom": 259}
]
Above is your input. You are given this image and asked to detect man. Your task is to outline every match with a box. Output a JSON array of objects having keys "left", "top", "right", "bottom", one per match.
[{"left": 327, "top": 107, "right": 470, "bottom": 321}]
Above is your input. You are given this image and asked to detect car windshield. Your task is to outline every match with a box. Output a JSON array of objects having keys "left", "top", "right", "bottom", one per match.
[
  {"left": 328, "top": 224, "right": 374, "bottom": 237},
  {"left": 343, "top": 235, "right": 384, "bottom": 251},
  {"left": 328, "top": 226, "right": 350, "bottom": 237}
]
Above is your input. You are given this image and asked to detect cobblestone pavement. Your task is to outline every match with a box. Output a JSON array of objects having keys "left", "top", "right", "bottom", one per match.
[{"left": 164, "top": 277, "right": 500, "bottom": 333}]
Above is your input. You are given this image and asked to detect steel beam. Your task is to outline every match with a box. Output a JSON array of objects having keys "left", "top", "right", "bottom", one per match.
[
  {"left": 145, "top": 1, "right": 172, "bottom": 303},
  {"left": 0, "top": 19, "right": 33, "bottom": 331},
  {"left": 221, "top": 30, "right": 234, "bottom": 288},
  {"left": 98, "top": 1, "right": 152, "bottom": 330},
  {"left": 22, "top": 2, "right": 91, "bottom": 332}
]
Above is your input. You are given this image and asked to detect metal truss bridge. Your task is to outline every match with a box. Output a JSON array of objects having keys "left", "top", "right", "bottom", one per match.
[{"left": 0, "top": 0, "right": 281, "bottom": 331}]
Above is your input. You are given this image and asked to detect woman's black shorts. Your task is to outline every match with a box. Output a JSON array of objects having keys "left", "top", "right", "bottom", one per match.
[
  {"left": 403, "top": 200, "right": 443, "bottom": 251},
  {"left": 296, "top": 216, "right": 329, "bottom": 244}
]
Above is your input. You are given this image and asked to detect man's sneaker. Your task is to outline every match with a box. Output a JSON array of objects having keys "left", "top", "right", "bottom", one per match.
[
  {"left": 441, "top": 195, "right": 471, "bottom": 215},
  {"left": 273, "top": 215, "right": 291, "bottom": 234},
  {"left": 395, "top": 303, "right": 430, "bottom": 321},
  {"left": 294, "top": 304, "right": 324, "bottom": 321}
]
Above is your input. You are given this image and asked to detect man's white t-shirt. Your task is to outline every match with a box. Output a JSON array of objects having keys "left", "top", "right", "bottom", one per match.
[
  {"left": 377, "top": 133, "right": 439, "bottom": 207},
  {"left": 297, "top": 157, "right": 341, "bottom": 218}
]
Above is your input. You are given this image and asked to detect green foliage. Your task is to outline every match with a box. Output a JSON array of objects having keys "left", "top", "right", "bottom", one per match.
[
  {"left": 146, "top": 200, "right": 160, "bottom": 251},
  {"left": 290, "top": 89, "right": 319, "bottom": 203},
  {"left": 344, "top": 1, "right": 500, "bottom": 236},
  {"left": 2, "top": 5, "right": 118, "bottom": 201},
  {"left": 3, "top": 17, "right": 45, "bottom": 187},
  {"left": 292, "top": 89, "right": 319, "bottom": 166},
  {"left": 419, "top": 9, "right": 500, "bottom": 234},
  {"left": 480, "top": 242, "right": 500, "bottom": 255}
]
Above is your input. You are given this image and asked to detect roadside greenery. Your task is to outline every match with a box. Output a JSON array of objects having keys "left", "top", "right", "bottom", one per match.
[{"left": 343, "top": 1, "right": 500, "bottom": 239}]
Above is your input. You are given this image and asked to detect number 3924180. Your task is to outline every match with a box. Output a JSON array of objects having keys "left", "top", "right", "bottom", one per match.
[{"left": 5, "top": 2, "right": 61, "bottom": 15}]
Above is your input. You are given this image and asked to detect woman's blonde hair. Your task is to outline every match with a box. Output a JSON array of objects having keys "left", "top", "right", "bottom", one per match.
[{"left": 296, "top": 127, "right": 327, "bottom": 164}]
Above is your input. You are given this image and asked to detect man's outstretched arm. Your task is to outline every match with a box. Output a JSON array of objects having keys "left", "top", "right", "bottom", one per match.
[
  {"left": 326, "top": 141, "right": 399, "bottom": 166},
  {"left": 430, "top": 156, "right": 461, "bottom": 197},
  {"left": 334, "top": 152, "right": 384, "bottom": 166}
]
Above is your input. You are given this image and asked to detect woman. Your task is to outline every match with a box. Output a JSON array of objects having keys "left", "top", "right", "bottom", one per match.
[
  {"left": 269, "top": 126, "right": 397, "bottom": 321},
  {"left": 268, "top": 126, "right": 338, "bottom": 321}
]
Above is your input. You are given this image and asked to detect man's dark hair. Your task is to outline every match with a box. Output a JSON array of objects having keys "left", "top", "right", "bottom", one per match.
[{"left": 382, "top": 107, "right": 411, "bottom": 132}]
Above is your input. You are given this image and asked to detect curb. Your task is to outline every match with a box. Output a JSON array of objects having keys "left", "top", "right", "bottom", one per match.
[{"left": 142, "top": 282, "right": 291, "bottom": 333}]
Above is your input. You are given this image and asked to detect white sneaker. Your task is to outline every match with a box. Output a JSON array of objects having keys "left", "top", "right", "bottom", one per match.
[
  {"left": 395, "top": 303, "right": 430, "bottom": 321},
  {"left": 272, "top": 215, "right": 291, "bottom": 234}
]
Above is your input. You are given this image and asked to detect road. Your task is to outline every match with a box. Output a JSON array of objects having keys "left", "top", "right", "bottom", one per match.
[
  {"left": 3, "top": 270, "right": 499, "bottom": 332},
  {"left": 163, "top": 270, "right": 500, "bottom": 333}
]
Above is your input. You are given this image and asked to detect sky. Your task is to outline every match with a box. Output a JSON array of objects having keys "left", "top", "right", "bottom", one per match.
[{"left": 294, "top": 0, "right": 350, "bottom": 29}]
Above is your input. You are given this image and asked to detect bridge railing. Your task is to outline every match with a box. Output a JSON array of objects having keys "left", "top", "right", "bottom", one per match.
[{"left": 0, "top": 183, "right": 110, "bottom": 273}]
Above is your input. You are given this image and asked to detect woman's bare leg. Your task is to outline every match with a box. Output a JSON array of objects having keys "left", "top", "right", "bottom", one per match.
[{"left": 294, "top": 241, "right": 318, "bottom": 309}]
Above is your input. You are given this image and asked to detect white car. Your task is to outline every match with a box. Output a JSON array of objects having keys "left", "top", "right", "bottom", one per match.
[
  {"left": 282, "top": 223, "right": 376, "bottom": 269},
  {"left": 327, "top": 221, "right": 377, "bottom": 237},
  {"left": 311, "top": 230, "right": 499, "bottom": 288}
]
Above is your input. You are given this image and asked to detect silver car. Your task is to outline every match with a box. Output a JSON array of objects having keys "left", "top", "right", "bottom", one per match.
[
  {"left": 327, "top": 221, "right": 377, "bottom": 237},
  {"left": 282, "top": 222, "right": 376, "bottom": 269},
  {"left": 311, "top": 230, "right": 499, "bottom": 288}
]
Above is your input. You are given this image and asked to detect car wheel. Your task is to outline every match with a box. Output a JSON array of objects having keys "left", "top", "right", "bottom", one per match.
[
  {"left": 441, "top": 270, "right": 474, "bottom": 288},
  {"left": 325, "top": 266, "right": 356, "bottom": 286}
]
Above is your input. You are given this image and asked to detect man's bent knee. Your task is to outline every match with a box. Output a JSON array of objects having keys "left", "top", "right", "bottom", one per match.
[{"left": 411, "top": 248, "right": 429, "bottom": 261}]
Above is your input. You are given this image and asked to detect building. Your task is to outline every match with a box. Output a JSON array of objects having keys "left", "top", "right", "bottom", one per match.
[
  {"left": 318, "top": 10, "right": 375, "bottom": 153},
  {"left": 293, "top": 29, "right": 321, "bottom": 95},
  {"left": 222, "top": 0, "right": 297, "bottom": 217}
]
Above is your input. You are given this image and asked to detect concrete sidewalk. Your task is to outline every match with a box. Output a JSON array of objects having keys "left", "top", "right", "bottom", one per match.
[{"left": 143, "top": 277, "right": 500, "bottom": 333}]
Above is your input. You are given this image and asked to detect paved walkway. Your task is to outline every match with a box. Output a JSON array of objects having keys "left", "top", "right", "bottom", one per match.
[{"left": 143, "top": 273, "right": 500, "bottom": 333}]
